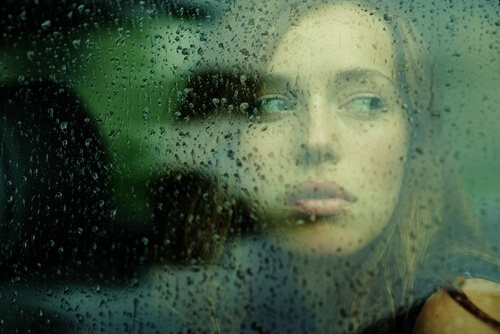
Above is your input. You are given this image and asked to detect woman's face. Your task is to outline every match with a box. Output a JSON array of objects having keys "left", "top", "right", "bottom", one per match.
[{"left": 231, "top": 4, "right": 410, "bottom": 255}]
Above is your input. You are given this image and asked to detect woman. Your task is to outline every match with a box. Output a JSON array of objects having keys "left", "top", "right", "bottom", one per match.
[{"left": 152, "top": 0, "right": 500, "bottom": 332}]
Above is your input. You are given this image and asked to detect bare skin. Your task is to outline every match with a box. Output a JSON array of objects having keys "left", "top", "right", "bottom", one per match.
[{"left": 414, "top": 278, "right": 500, "bottom": 333}]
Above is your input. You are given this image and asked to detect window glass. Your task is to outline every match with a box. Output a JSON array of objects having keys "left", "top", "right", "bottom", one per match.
[{"left": 1, "top": 0, "right": 499, "bottom": 332}]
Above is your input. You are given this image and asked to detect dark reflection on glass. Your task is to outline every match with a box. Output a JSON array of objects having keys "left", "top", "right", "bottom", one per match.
[{"left": 1, "top": 82, "right": 109, "bottom": 274}]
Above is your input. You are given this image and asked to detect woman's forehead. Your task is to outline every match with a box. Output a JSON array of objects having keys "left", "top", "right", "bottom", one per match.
[{"left": 267, "top": 4, "right": 397, "bottom": 82}]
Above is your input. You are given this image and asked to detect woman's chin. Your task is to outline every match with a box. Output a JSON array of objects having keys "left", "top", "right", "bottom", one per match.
[{"left": 265, "top": 220, "right": 369, "bottom": 257}]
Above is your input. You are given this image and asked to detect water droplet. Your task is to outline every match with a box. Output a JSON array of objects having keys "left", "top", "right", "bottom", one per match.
[
  {"left": 143, "top": 107, "right": 149, "bottom": 121},
  {"left": 129, "top": 278, "right": 139, "bottom": 289},
  {"left": 240, "top": 102, "right": 249, "bottom": 113},
  {"left": 60, "top": 122, "right": 68, "bottom": 133},
  {"left": 110, "top": 207, "right": 117, "bottom": 219},
  {"left": 41, "top": 20, "right": 51, "bottom": 30}
]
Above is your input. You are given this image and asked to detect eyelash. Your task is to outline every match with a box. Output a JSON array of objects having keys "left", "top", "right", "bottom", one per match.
[
  {"left": 249, "top": 94, "right": 295, "bottom": 121},
  {"left": 250, "top": 93, "right": 387, "bottom": 122},
  {"left": 338, "top": 94, "right": 387, "bottom": 118}
]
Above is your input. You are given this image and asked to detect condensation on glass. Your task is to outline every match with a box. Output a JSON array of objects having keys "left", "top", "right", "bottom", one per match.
[{"left": 0, "top": 0, "right": 499, "bottom": 332}]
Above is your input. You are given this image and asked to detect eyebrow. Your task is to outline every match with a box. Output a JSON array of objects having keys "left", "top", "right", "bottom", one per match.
[
  {"left": 258, "top": 73, "right": 292, "bottom": 86},
  {"left": 259, "top": 68, "right": 395, "bottom": 88},
  {"left": 335, "top": 68, "right": 395, "bottom": 86}
]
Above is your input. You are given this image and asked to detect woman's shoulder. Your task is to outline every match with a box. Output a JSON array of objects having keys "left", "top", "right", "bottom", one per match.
[{"left": 414, "top": 278, "right": 500, "bottom": 333}]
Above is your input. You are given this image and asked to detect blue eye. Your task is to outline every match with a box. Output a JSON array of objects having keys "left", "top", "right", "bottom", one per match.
[
  {"left": 340, "top": 95, "right": 386, "bottom": 116},
  {"left": 257, "top": 96, "right": 294, "bottom": 112},
  {"left": 250, "top": 95, "right": 295, "bottom": 121}
]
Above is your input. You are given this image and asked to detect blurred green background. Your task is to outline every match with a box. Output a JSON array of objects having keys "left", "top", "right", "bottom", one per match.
[
  {"left": 0, "top": 1, "right": 498, "bottom": 236},
  {"left": 1, "top": 2, "right": 207, "bottom": 226}
]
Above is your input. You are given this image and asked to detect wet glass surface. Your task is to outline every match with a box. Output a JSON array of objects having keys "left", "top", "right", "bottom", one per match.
[{"left": 1, "top": 0, "right": 499, "bottom": 332}]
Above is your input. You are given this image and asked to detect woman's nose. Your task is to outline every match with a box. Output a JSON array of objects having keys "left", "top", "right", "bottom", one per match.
[{"left": 297, "top": 96, "right": 340, "bottom": 165}]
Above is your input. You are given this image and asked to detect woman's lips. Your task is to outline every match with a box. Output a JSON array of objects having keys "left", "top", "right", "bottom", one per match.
[
  {"left": 286, "top": 180, "right": 356, "bottom": 217},
  {"left": 291, "top": 198, "right": 352, "bottom": 216}
]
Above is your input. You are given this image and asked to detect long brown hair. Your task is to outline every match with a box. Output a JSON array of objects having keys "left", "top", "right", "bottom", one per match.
[{"left": 151, "top": 0, "right": 482, "bottom": 331}]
